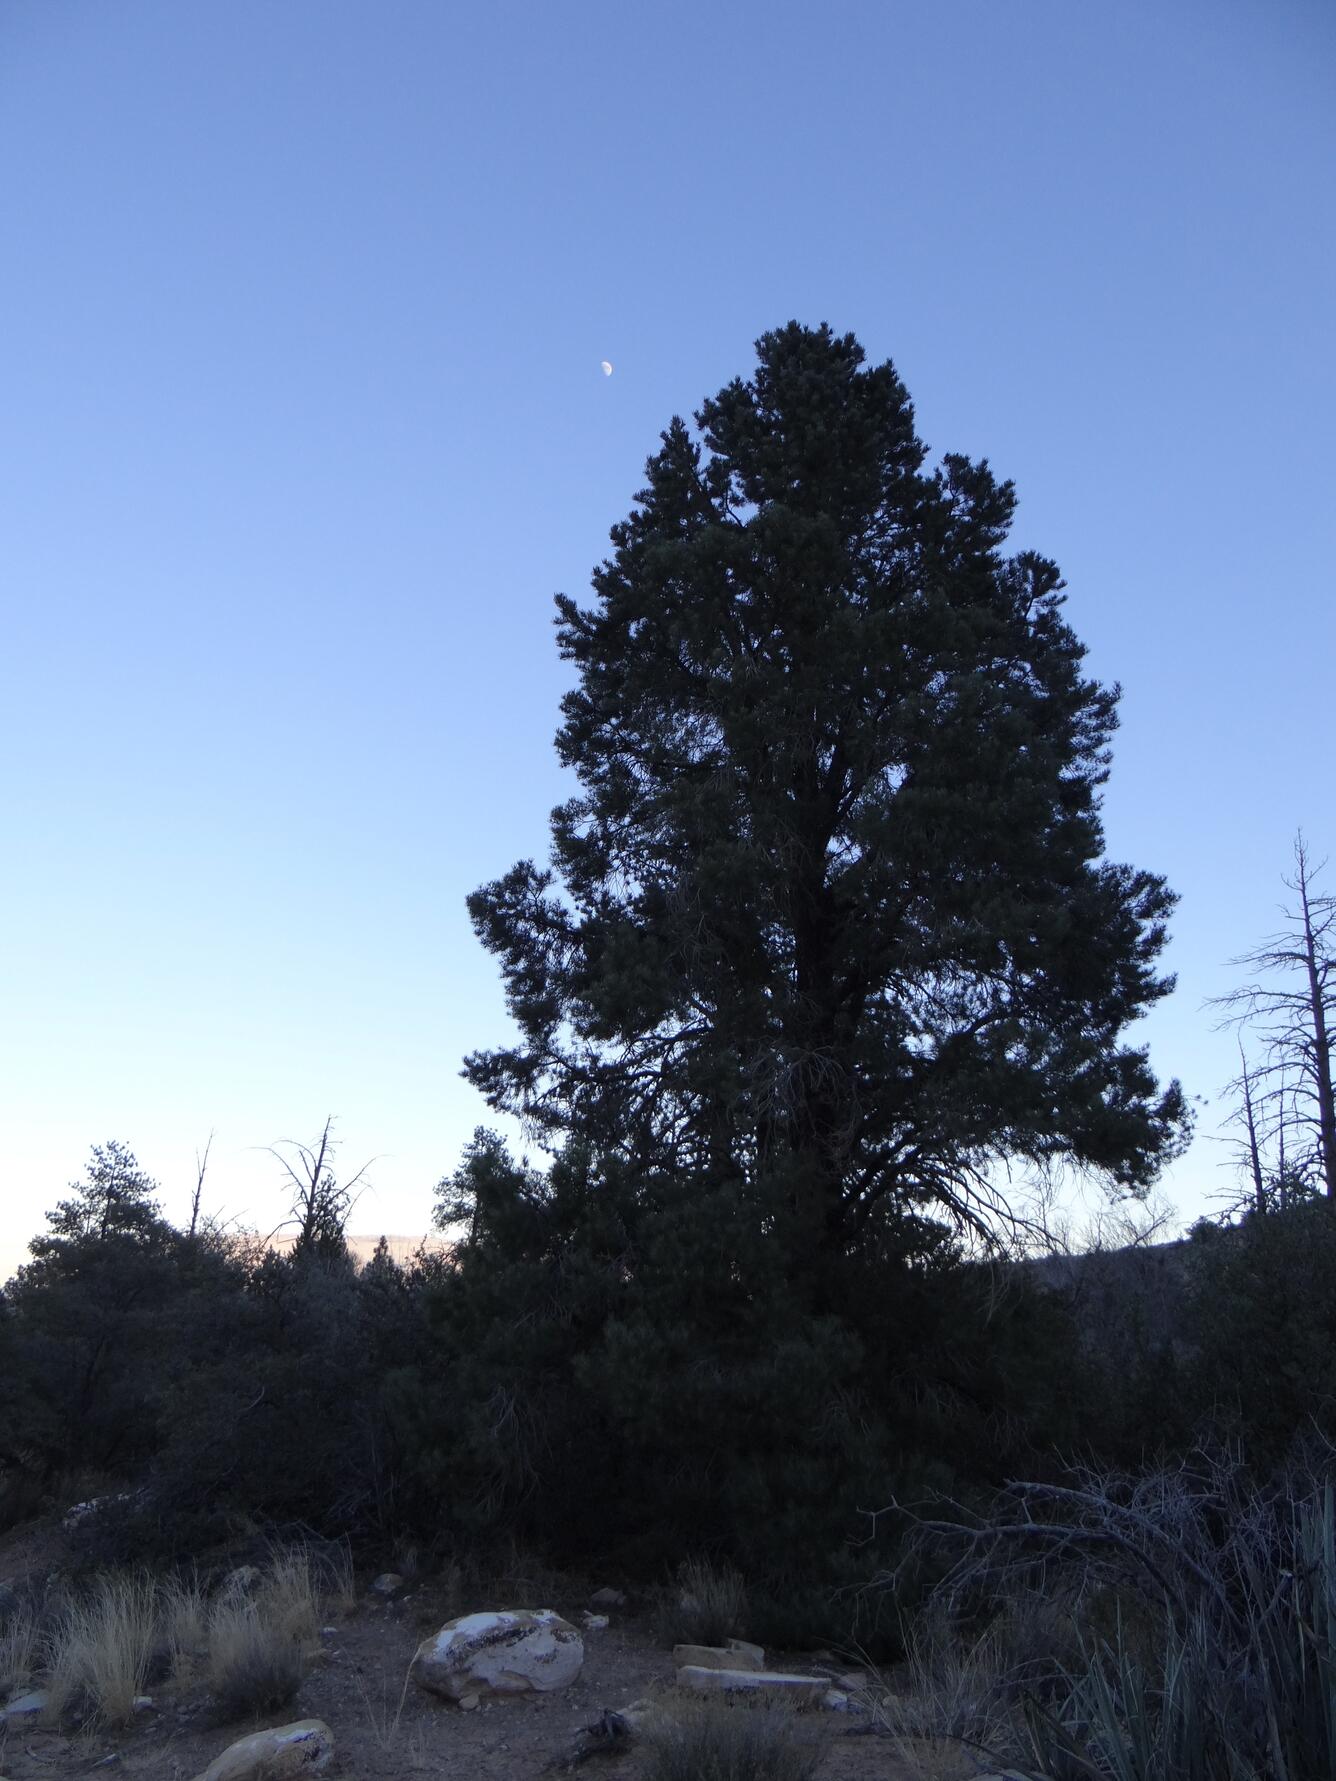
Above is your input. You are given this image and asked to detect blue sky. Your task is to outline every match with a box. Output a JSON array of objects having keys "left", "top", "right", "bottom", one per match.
[{"left": 2, "top": 0, "right": 1332, "bottom": 1278}]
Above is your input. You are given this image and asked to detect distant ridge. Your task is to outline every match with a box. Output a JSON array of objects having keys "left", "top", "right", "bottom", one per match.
[
  {"left": 269, "top": 1233, "right": 448, "bottom": 1266},
  {"left": 346, "top": 1234, "right": 448, "bottom": 1266}
]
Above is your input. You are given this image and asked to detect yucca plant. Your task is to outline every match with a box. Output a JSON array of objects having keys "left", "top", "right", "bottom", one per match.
[
  {"left": 1024, "top": 1610, "right": 1253, "bottom": 1781},
  {"left": 902, "top": 1451, "right": 1336, "bottom": 1781},
  {"left": 1246, "top": 1483, "right": 1336, "bottom": 1781},
  {"left": 1020, "top": 1481, "right": 1336, "bottom": 1781}
]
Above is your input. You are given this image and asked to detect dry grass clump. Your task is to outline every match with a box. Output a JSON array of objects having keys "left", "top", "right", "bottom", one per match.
[
  {"left": 646, "top": 1694, "right": 828, "bottom": 1781},
  {"left": 43, "top": 1573, "right": 156, "bottom": 1727},
  {"left": 0, "top": 1603, "right": 39, "bottom": 1697},
  {"left": 257, "top": 1547, "right": 324, "bottom": 1644},
  {"left": 354, "top": 1659, "right": 414, "bottom": 1755},
  {"left": 204, "top": 1543, "right": 347, "bottom": 1720},
  {"left": 657, "top": 1558, "right": 749, "bottom": 1647},
  {"left": 8, "top": 1544, "right": 345, "bottom": 1729},
  {"left": 159, "top": 1570, "right": 208, "bottom": 1681},
  {"left": 865, "top": 1599, "right": 1018, "bottom": 1766},
  {"left": 206, "top": 1598, "right": 305, "bottom": 1720}
]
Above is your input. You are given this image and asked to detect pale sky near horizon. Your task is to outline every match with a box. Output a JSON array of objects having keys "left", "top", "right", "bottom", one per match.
[{"left": 2, "top": 0, "right": 1333, "bottom": 1284}]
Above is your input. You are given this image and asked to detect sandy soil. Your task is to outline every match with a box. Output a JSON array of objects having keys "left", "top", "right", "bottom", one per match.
[{"left": 0, "top": 1530, "right": 970, "bottom": 1781}]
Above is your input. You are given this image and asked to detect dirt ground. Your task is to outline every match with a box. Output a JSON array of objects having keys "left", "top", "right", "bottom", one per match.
[{"left": 0, "top": 1524, "right": 971, "bottom": 1781}]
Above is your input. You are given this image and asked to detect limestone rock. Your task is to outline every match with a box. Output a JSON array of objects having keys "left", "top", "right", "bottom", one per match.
[
  {"left": 411, "top": 1609, "right": 583, "bottom": 1702},
  {"left": 672, "top": 1638, "right": 765, "bottom": 1671},
  {"left": 61, "top": 1489, "right": 143, "bottom": 1532},
  {"left": 676, "top": 1666, "right": 828, "bottom": 1706},
  {"left": 192, "top": 1718, "right": 334, "bottom": 1781},
  {"left": 0, "top": 1689, "right": 48, "bottom": 1723},
  {"left": 673, "top": 1642, "right": 760, "bottom": 1672}
]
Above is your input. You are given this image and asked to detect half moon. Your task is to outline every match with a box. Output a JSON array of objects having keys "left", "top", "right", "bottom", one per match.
[{"left": 600, "top": 360, "right": 613, "bottom": 376}]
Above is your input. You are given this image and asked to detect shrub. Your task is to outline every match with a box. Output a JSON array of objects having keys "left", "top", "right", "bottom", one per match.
[
  {"left": 43, "top": 1573, "right": 156, "bottom": 1727},
  {"left": 656, "top": 1559, "right": 748, "bottom": 1647},
  {"left": 0, "top": 1467, "right": 45, "bottom": 1536},
  {"left": 1187, "top": 1201, "right": 1336, "bottom": 1467},
  {"left": 645, "top": 1695, "right": 828, "bottom": 1781}
]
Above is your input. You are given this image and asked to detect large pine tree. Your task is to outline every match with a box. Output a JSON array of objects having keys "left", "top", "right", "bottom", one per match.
[{"left": 466, "top": 323, "right": 1186, "bottom": 1268}]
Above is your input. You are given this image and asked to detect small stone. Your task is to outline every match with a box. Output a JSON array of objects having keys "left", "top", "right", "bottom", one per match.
[
  {"left": 836, "top": 1671, "right": 866, "bottom": 1691},
  {"left": 133, "top": 1695, "right": 157, "bottom": 1713},
  {"left": 370, "top": 1572, "right": 405, "bottom": 1597},
  {"left": 588, "top": 1587, "right": 626, "bottom": 1608},
  {"left": 581, "top": 1612, "right": 609, "bottom": 1630},
  {"left": 458, "top": 1693, "right": 480, "bottom": 1712}
]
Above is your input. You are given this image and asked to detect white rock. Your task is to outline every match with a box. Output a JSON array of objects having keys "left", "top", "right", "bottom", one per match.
[
  {"left": 1, "top": 1689, "right": 48, "bottom": 1721},
  {"left": 411, "top": 1609, "right": 583, "bottom": 1702},
  {"left": 191, "top": 1718, "right": 334, "bottom": 1781},
  {"left": 610, "top": 1697, "right": 662, "bottom": 1734},
  {"left": 673, "top": 1640, "right": 764, "bottom": 1671},
  {"left": 822, "top": 1688, "right": 857, "bottom": 1710},
  {"left": 582, "top": 1612, "right": 609, "bottom": 1631},
  {"left": 676, "top": 1666, "right": 828, "bottom": 1706},
  {"left": 60, "top": 1489, "right": 142, "bottom": 1532}
]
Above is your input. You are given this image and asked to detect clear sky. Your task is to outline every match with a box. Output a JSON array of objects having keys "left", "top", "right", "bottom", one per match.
[{"left": 2, "top": 0, "right": 1333, "bottom": 1281}]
